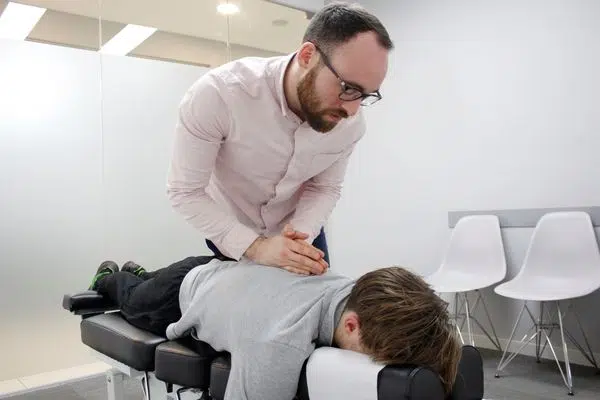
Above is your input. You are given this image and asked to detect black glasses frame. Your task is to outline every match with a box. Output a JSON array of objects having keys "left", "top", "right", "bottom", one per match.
[{"left": 312, "top": 43, "right": 382, "bottom": 106}]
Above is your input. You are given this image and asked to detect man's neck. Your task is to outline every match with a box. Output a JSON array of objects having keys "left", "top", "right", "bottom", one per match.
[{"left": 282, "top": 55, "right": 304, "bottom": 121}]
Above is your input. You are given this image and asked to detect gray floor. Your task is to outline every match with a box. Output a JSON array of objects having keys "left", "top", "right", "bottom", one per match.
[{"left": 4, "top": 348, "right": 600, "bottom": 399}]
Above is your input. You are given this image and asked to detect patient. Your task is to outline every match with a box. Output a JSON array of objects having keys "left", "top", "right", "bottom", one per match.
[{"left": 90, "top": 255, "right": 461, "bottom": 399}]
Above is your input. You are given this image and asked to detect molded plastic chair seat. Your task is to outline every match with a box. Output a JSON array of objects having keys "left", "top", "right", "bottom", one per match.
[
  {"left": 425, "top": 214, "right": 506, "bottom": 350},
  {"left": 494, "top": 275, "right": 600, "bottom": 301},
  {"left": 426, "top": 269, "right": 503, "bottom": 293},
  {"left": 426, "top": 214, "right": 506, "bottom": 293},
  {"left": 494, "top": 211, "right": 600, "bottom": 395}
]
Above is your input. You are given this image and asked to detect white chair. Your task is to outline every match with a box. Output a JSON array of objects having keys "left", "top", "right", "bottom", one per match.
[
  {"left": 426, "top": 214, "right": 507, "bottom": 351},
  {"left": 494, "top": 211, "right": 600, "bottom": 396}
]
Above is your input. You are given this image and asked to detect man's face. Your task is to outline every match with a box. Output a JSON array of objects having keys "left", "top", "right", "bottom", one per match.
[{"left": 297, "top": 31, "right": 389, "bottom": 133}]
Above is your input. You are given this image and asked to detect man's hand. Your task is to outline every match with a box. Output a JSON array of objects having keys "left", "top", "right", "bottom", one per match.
[{"left": 244, "top": 229, "right": 328, "bottom": 275}]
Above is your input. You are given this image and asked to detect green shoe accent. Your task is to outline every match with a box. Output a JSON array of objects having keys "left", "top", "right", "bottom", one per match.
[
  {"left": 89, "top": 261, "right": 118, "bottom": 290},
  {"left": 122, "top": 261, "right": 146, "bottom": 276}
]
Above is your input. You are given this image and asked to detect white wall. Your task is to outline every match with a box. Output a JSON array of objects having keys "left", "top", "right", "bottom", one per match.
[
  {"left": 0, "top": 39, "right": 210, "bottom": 380},
  {"left": 328, "top": 0, "right": 600, "bottom": 362}
]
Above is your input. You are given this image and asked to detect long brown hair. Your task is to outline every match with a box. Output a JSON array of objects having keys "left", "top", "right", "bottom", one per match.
[{"left": 345, "top": 266, "right": 462, "bottom": 394}]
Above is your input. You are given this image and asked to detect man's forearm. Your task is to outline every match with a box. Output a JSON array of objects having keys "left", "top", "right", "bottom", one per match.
[
  {"left": 167, "top": 186, "right": 259, "bottom": 260},
  {"left": 289, "top": 182, "right": 341, "bottom": 244}
]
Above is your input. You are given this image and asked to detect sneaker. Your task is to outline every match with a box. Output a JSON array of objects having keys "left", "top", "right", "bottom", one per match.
[
  {"left": 122, "top": 261, "right": 146, "bottom": 276},
  {"left": 88, "top": 260, "right": 119, "bottom": 290}
]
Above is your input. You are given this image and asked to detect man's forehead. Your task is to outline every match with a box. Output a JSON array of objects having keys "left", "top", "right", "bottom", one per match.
[{"left": 331, "top": 34, "right": 389, "bottom": 92}]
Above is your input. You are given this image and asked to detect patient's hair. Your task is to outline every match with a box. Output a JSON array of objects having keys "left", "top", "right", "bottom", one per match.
[{"left": 344, "top": 267, "right": 462, "bottom": 394}]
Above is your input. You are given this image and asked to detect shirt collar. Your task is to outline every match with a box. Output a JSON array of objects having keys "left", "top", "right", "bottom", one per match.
[{"left": 274, "top": 52, "right": 303, "bottom": 125}]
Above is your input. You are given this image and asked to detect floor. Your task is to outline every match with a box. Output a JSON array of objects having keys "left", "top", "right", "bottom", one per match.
[{"left": 3, "top": 349, "right": 599, "bottom": 399}]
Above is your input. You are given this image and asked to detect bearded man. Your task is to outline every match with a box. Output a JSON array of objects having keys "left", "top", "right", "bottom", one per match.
[{"left": 167, "top": 2, "right": 392, "bottom": 274}]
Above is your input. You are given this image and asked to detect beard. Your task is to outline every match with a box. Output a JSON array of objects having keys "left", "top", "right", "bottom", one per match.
[{"left": 297, "top": 66, "right": 348, "bottom": 133}]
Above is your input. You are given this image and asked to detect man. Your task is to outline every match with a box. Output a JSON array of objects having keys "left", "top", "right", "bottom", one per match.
[
  {"left": 89, "top": 257, "right": 461, "bottom": 400},
  {"left": 167, "top": 2, "right": 393, "bottom": 274}
]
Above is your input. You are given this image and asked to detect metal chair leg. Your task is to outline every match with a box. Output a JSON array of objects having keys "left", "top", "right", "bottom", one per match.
[
  {"left": 463, "top": 293, "right": 474, "bottom": 346},
  {"left": 496, "top": 302, "right": 536, "bottom": 377},
  {"left": 556, "top": 302, "right": 574, "bottom": 395}
]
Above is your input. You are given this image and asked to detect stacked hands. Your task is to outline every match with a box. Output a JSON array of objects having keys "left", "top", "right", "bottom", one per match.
[{"left": 244, "top": 224, "right": 329, "bottom": 276}]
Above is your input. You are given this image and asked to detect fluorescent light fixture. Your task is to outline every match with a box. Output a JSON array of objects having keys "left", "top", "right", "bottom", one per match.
[
  {"left": 100, "top": 24, "right": 157, "bottom": 55},
  {"left": 0, "top": 2, "right": 46, "bottom": 40},
  {"left": 217, "top": 3, "right": 240, "bottom": 15}
]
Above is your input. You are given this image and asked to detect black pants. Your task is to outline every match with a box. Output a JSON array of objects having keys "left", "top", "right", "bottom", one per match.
[
  {"left": 96, "top": 255, "right": 216, "bottom": 336},
  {"left": 206, "top": 227, "right": 330, "bottom": 265}
]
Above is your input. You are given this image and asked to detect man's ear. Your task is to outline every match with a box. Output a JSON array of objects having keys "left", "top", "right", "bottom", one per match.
[{"left": 296, "top": 42, "right": 318, "bottom": 69}]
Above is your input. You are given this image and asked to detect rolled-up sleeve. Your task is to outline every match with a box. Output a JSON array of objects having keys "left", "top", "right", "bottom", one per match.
[{"left": 167, "top": 73, "right": 259, "bottom": 260}]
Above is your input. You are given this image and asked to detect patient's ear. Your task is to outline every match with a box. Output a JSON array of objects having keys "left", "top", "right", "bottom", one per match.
[{"left": 344, "top": 311, "right": 361, "bottom": 333}]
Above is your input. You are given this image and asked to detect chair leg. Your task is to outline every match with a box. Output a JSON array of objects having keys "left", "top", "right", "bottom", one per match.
[
  {"left": 534, "top": 302, "right": 573, "bottom": 395},
  {"left": 556, "top": 301, "right": 574, "bottom": 395},
  {"left": 535, "top": 302, "right": 543, "bottom": 362},
  {"left": 564, "top": 304, "right": 599, "bottom": 371},
  {"left": 454, "top": 290, "right": 502, "bottom": 350},
  {"left": 469, "top": 290, "right": 502, "bottom": 351},
  {"left": 498, "top": 301, "right": 577, "bottom": 395},
  {"left": 495, "top": 302, "right": 539, "bottom": 377},
  {"left": 453, "top": 293, "right": 466, "bottom": 345},
  {"left": 463, "top": 293, "right": 474, "bottom": 347}
]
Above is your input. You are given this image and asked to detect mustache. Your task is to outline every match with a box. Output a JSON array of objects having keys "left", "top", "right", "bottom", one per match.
[{"left": 322, "top": 109, "right": 348, "bottom": 119}]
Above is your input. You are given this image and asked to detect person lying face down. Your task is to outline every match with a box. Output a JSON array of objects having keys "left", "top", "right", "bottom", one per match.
[{"left": 91, "top": 256, "right": 462, "bottom": 400}]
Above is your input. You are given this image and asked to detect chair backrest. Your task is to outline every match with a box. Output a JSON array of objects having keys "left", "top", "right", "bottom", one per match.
[
  {"left": 440, "top": 215, "right": 506, "bottom": 281},
  {"left": 517, "top": 211, "right": 600, "bottom": 281}
]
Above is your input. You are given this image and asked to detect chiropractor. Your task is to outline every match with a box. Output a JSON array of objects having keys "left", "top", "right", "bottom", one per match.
[{"left": 166, "top": 3, "right": 392, "bottom": 275}]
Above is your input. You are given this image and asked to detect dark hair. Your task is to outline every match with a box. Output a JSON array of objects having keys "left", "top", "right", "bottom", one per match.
[
  {"left": 303, "top": 2, "right": 393, "bottom": 55},
  {"left": 345, "top": 266, "right": 461, "bottom": 395}
]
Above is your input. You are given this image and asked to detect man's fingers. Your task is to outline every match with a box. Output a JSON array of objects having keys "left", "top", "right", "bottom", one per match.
[
  {"left": 286, "top": 249, "right": 325, "bottom": 275},
  {"left": 289, "top": 240, "right": 322, "bottom": 261},
  {"left": 283, "top": 266, "right": 310, "bottom": 275},
  {"left": 284, "top": 230, "right": 309, "bottom": 240}
]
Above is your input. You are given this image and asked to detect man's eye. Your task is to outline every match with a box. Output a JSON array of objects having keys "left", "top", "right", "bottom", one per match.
[{"left": 343, "top": 87, "right": 362, "bottom": 96}]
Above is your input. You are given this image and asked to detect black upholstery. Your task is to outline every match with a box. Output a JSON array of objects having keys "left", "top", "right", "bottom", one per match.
[
  {"left": 154, "top": 337, "right": 218, "bottom": 389},
  {"left": 449, "top": 345, "right": 484, "bottom": 400},
  {"left": 81, "top": 313, "right": 166, "bottom": 371},
  {"left": 378, "top": 365, "right": 445, "bottom": 399},
  {"left": 209, "top": 353, "right": 232, "bottom": 400},
  {"left": 62, "top": 291, "right": 117, "bottom": 315}
]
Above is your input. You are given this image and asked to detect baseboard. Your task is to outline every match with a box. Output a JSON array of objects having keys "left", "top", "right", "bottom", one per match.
[
  {"left": 0, "top": 361, "right": 111, "bottom": 398},
  {"left": 466, "top": 332, "right": 600, "bottom": 369}
]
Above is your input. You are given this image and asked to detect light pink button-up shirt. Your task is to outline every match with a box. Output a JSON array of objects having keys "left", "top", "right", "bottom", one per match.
[{"left": 167, "top": 53, "right": 366, "bottom": 260}]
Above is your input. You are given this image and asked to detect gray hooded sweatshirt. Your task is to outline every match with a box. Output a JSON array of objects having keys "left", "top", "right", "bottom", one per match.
[{"left": 165, "top": 258, "right": 354, "bottom": 400}]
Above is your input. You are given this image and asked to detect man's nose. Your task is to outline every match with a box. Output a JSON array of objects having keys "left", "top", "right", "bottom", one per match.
[{"left": 340, "top": 99, "right": 361, "bottom": 117}]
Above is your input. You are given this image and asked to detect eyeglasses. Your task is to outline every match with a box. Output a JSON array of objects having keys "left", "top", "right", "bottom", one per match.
[{"left": 312, "top": 44, "right": 382, "bottom": 107}]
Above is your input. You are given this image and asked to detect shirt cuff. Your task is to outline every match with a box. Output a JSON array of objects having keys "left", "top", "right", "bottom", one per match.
[{"left": 218, "top": 223, "right": 260, "bottom": 261}]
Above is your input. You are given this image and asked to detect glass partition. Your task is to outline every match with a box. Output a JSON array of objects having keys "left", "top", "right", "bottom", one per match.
[{"left": 0, "top": 0, "right": 315, "bottom": 382}]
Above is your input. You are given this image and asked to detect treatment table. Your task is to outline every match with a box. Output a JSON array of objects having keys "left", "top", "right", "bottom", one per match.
[{"left": 62, "top": 290, "right": 484, "bottom": 400}]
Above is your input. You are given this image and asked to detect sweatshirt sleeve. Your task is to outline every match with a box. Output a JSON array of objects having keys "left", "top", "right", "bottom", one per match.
[{"left": 166, "top": 73, "right": 260, "bottom": 260}]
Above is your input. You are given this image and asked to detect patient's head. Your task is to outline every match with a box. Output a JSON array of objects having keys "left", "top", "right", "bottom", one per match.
[{"left": 334, "top": 266, "right": 462, "bottom": 394}]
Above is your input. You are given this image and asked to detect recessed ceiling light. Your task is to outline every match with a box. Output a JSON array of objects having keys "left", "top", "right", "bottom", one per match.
[
  {"left": 217, "top": 3, "right": 240, "bottom": 16},
  {"left": 100, "top": 24, "right": 157, "bottom": 56},
  {"left": 0, "top": 2, "right": 46, "bottom": 41}
]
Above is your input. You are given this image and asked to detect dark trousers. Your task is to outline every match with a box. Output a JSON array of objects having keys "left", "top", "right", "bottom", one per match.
[
  {"left": 206, "top": 227, "right": 330, "bottom": 266},
  {"left": 96, "top": 255, "right": 216, "bottom": 336}
]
